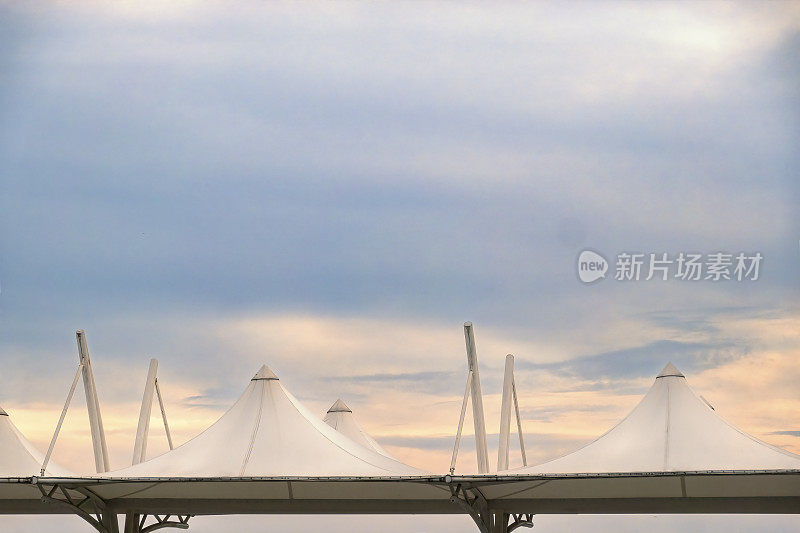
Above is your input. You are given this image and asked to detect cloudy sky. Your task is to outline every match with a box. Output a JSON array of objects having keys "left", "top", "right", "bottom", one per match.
[{"left": 1, "top": 1, "right": 798, "bottom": 531}]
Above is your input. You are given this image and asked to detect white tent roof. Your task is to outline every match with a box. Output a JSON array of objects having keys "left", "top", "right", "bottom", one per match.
[
  {"left": 106, "top": 365, "right": 424, "bottom": 477},
  {"left": 512, "top": 363, "right": 800, "bottom": 474},
  {"left": 323, "top": 399, "right": 395, "bottom": 459},
  {"left": 0, "top": 406, "right": 70, "bottom": 477}
]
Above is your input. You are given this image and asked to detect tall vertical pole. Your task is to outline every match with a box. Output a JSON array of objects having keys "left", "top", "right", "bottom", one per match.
[
  {"left": 76, "top": 330, "right": 110, "bottom": 473},
  {"left": 132, "top": 359, "right": 158, "bottom": 465},
  {"left": 497, "top": 354, "right": 514, "bottom": 471},
  {"left": 463, "top": 322, "right": 489, "bottom": 473}
]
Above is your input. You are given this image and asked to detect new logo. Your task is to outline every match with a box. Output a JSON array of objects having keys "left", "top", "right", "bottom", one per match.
[{"left": 577, "top": 250, "right": 608, "bottom": 283}]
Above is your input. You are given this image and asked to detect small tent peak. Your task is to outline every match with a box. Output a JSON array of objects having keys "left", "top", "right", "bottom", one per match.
[
  {"left": 251, "top": 365, "right": 278, "bottom": 381},
  {"left": 327, "top": 399, "right": 352, "bottom": 413},
  {"left": 0, "top": 406, "right": 6, "bottom": 416},
  {"left": 657, "top": 362, "right": 685, "bottom": 378}
]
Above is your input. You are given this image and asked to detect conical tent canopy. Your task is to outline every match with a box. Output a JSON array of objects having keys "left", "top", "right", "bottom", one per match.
[
  {"left": 512, "top": 363, "right": 800, "bottom": 474},
  {"left": 0, "top": 407, "right": 70, "bottom": 476},
  {"left": 324, "top": 399, "right": 396, "bottom": 459},
  {"left": 107, "top": 366, "right": 424, "bottom": 477}
]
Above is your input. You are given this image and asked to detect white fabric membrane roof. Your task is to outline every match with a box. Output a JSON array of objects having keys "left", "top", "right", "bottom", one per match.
[
  {"left": 105, "top": 365, "right": 424, "bottom": 478},
  {"left": 510, "top": 362, "right": 800, "bottom": 474},
  {"left": 323, "top": 399, "right": 396, "bottom": 459},
  {"left": 0, "top": 361, "right": 797, "bottom": 518},
  {"left": 0, "top": 407, "right": 70, "bottom": 477}
]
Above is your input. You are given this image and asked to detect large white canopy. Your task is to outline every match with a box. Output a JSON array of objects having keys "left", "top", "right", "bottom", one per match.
[
  {"left": 1, "top": 362, "right": 797, "bottom": 519},
  {"left": 511, "top": 363, "right": 800, "bottom": 474},
  {"left": 105, "top": 365, "right": 424, "bottom": 477},
  {"left": 0, "top": 407, "right": 69, "bottom": 476},
  {"left": 323, "top": 399, "right": 395, "bottom": 459}
]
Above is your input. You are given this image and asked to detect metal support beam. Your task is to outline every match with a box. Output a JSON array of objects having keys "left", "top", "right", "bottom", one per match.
[
  {"left": 506, "top": 513, "right": 534, "bottom": 532},
  {"left": 511, "top": 380, "right": 526, "bottom": 467},
  {"left": 139, "top": 514, "right": 191, "bottom": 533},
  {"left": 463, "top": 322, "right": 489, "bottom": 473},
  {"left": 490, "top": 511, "right": 507, "bottom": 533},
  {"left": 448, "top": 482, "right": 491, "bottom": 533},
  {"left": 497, "top": 354, "right": 528, "bottom": 470},
  {"left": 133, "top": 359, "right": 159, "bottom": 465},
  {"left": 37, "top": 482, "right": 119, "bottom": 533},
  {"left": 450, "top": 370, "right": 473, "bottom": 474},
  {"left": 497, "top": 355, "right": 514, "bottom": 471},
  {"left": 125, "top": 514, "right": 190, "bottom": 533},
  {"left": 76, "top": 330, "right": 110, "bottom": 473},
  {"left": 38, "top": 483, "right": 190, "bottom": 533},
  {"left": 448, "top": 480, "right": 534, "bottom": 533},
  {"left": 154, "top": 379, "right": 174, "bottom": 450},
  {"left": 41, "top": 361, "right": 84, "bottom": 475},
  {"left": 124, "top": 513, "right": 137, "bottom": 533}
]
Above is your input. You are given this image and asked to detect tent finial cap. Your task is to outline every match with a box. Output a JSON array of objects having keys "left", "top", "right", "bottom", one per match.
[
  {"left": 657, "top": 362, "right": 685, "bottom": 378},
  {"left": 252, "top": 365, "right": 278, "bottom": 381},
  {"left": 327, "top": 399, "right": 352, "bottom": 413}
]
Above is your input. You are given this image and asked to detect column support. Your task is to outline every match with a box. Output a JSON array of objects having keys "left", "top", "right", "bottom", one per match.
[{"left": 448, "top": 481, "right": 491, "bottom": 533}]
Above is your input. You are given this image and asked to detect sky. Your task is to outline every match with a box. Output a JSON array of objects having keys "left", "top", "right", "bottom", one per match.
[{"left": 0, "top": 1, "right": 799, "bottom": 531}]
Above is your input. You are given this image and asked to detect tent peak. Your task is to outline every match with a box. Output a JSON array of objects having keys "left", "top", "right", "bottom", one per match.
[
  {"left": 327, "top": 399, "right": 352, "bottom": 413},
  {"left": 0, "top": 406, "right": 6, "bottom": 416},
  {"left": 251, "top": 365, "right": 278, "bottom": 381},
  {"left": 108, "top": 362, "right": 422, "bottom": 477},
  {"left": 657, "top": 362, "right": 685, "bottom": 379}
]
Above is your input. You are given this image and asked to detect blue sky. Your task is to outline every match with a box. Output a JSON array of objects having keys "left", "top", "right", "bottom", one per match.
[{"left": 1, "top": 2, "right": 798, "bottom": 532}]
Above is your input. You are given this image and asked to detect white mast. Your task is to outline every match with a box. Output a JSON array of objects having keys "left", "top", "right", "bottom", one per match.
[
  {"left": 132, "top": 358, "right": 174, "bottom": 465},
  {"left": 76, "top": 330, "right": 110, "bottom": 473},
  {"left": 132, "top": 359, "right": 158, "bottom": 464},
  {"left": 497, "top": 353, "right": 527, "bottom": 470},
  {"left": 463, "top": 322, "right": 489, "bottom": 473},
  {"left": 497, "top": 354, "right": 514, "bottom": 471}
]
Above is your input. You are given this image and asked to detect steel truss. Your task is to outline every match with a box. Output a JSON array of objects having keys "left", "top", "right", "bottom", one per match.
[
  {"left": 130, "top": 513, "right": 191, "bottom": 533},
  {"left": 450, "top": 483, "right": 490, "bottom": 532},
  {"left": 35, "top": 482, "right": 191, "bottom": 533},
  {"left": 506, "top": 512, "right": 534, "bottom": 532},
  {"left": 448, "top": 482, "right": 534, "bottom": 533},
  {"left": 37, "top": 482, "right": 119, "bottom": 533}
]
